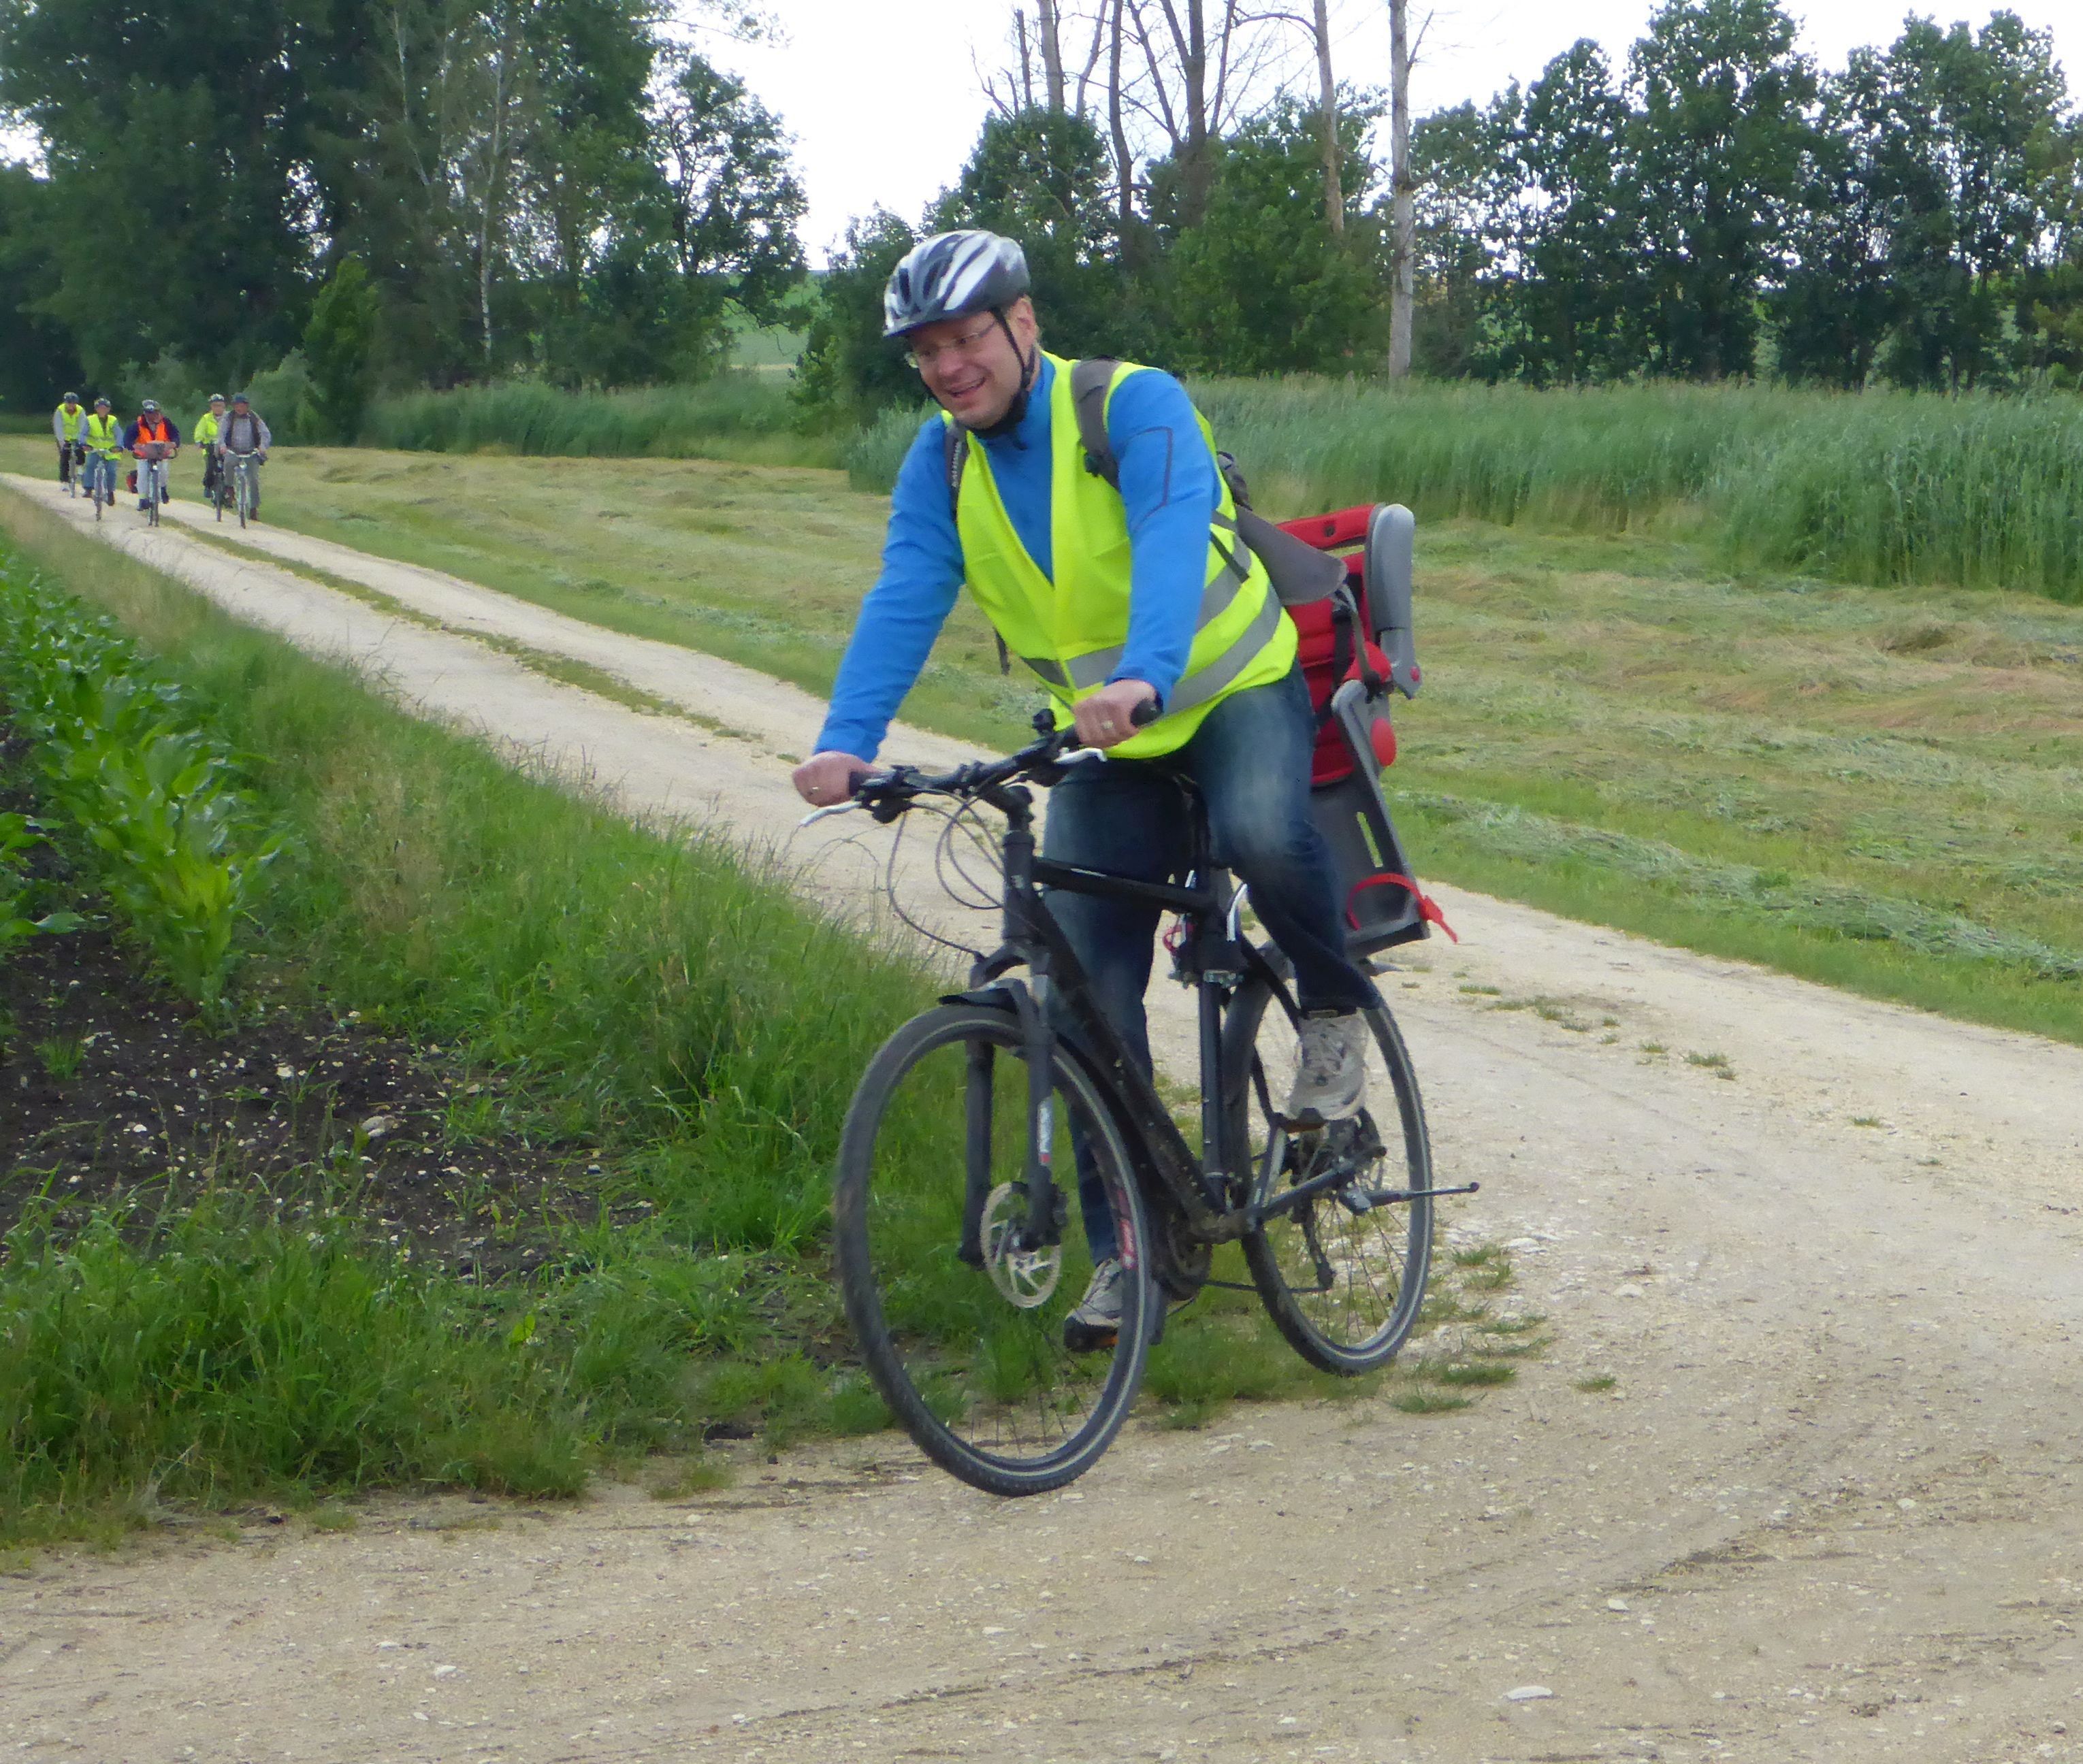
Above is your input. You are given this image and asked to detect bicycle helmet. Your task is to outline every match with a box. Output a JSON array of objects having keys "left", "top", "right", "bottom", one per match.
[
  {"left": 883, "top": 231, "right": 1031, "bottom": 339},
  {"left": 231, "top": 393, "right": 250, "bottom": 406},
  {"left": 140, "top": 399, "right": 160, "bottom": 413},
  {"left": 208, "top": 391, "right": 226, "bottom": 404},
  {"left": 61, "top": 391, "right": 78, "bottom": 402},
  {"left": 93, "top": 396, "right": 110, "bottom": 409}
]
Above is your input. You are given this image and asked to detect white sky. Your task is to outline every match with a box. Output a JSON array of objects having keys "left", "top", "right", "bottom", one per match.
[{"left": 713, "top": 1, "right": 2083, "bottom": 263}]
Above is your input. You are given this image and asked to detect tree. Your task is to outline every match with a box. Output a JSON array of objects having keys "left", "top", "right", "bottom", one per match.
[
  {"left": 930, "top": 107, "right": 1142, "bottom": 357},
  {"left": 1626, "top": 0, "right": 1817, "bottom": 379},
  {"left": 1771, "top": 48, "right": 1905, "bottom": 387},
  {"left": 0, "top": 165, "right": 86, "bottom": 409},
  {"left": 303, "top": 256, "right": 382, "bottom": 441},
  {"left": 1386, "top": 0, "right": 1415, "bottom": 372},
  {"left": 792, "top": 210, "right": 920, "bottom": 425},
  {"left": 1159, "top": 96, "right": 1383, "bottom": 374},
  {"left": 1404, "top": 99, "right": 1511, "bottom": 378},
  {"left": 1510, "top": 41, "right": 1646, "bottom": 383},
  {"left": 0, "top": 0, "right": 365, "bottom": 385}
]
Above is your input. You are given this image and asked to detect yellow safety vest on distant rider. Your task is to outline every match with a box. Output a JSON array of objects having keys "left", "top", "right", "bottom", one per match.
[
  {"left": 82, "top": 413, "right": 122, "bottom": 455},
  {"left": 947, "top": 352, "right": 1295, "bottom": 760},
  {"left": 195, "top": 410, "right": 222, "bottom": 447}
]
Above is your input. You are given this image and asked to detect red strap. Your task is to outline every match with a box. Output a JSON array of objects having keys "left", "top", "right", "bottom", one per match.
[{"left": 1346, "top": 874, "right": 1459, "bottom": 943}]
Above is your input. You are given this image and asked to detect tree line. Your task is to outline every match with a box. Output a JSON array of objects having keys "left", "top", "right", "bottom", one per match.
[
  {"left": 2, "top": 0, "right": 2078, "bottom": 425},
  {"left": 0, "top": 0, "right": 805, "bottom": 422},
  {"left": 800, "top": 0, "right": 2083, "bottom": 420},
  {"left": 1410, "top": 1, "right": 2083, "bottom": 390}
]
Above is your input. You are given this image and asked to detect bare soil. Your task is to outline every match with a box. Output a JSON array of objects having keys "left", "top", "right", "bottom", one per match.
[
  {"left": 0, "top": 770, "right": 604, "bottom": 1276},
  {"left": 3, "top": 476, "right": 2081, "bottom": 1764}
]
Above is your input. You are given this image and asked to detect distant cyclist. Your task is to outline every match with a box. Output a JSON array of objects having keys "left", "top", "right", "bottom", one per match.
[
  {"left": 78, "top": 397, "right": 123, "bottom": 506},
  {"left": 123, "top": 400, "right": 180, "bottom": 510},
  {"left": 52, "top": 391, "right": 83, "bottom": 485},
  {"left": 194, "top": 392, "right": 227, "bottom": 502},
  {"left": 215, "top": 393, "right": 271, "bottom": 517}
]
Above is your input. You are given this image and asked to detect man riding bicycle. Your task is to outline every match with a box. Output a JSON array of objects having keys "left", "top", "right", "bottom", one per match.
[
  {"left": 123, "top": 400, "right": 180, "bottom": 510},
  {"left": 792, "top": 229, "right": 1381, "bottom": 1348},
  {"left": 78, "top": 397, "right": 123, "bottom": 505},
  {"left": 214, "top": 393, "right": 270, "bottom": 516},
  {"left": 195, "top": 393, "right": 227, "bottom": 501},
  {"left": 52, "top": 391, "right": 84, "bottom": 485}
]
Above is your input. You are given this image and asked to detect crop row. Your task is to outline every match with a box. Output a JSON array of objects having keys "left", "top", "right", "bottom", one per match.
[{"left": 0, "top": 562, "right": 281, "bottom": 1010}]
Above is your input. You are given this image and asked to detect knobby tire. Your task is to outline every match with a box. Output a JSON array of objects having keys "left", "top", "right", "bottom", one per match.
[
  {"left": 1222, "top": 975, "right": 1434, "bottom": 1374},
  {"left": 834, "top": 1002, "right": 1153, "bottom": 1496}
]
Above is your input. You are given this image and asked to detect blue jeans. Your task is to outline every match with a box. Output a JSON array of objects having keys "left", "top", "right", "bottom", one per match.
[
  {"left": 80, "top": 453, "right": 119, "bottom": 502},
  {"left": 1043, "top": 662, "right": 1378, "bottom": 1262}
]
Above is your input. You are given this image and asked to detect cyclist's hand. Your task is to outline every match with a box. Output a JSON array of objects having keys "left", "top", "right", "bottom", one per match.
[
  {"left": 793, "top": 750, "right": 870, "bottom": 807},
  {"left": 1071, "top": 679, "right": 1159, "bottom": 750}
]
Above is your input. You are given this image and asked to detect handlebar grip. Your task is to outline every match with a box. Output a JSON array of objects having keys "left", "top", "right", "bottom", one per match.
[{"left": 1130, "top": 697, "right": 1162, "bottom": 728}]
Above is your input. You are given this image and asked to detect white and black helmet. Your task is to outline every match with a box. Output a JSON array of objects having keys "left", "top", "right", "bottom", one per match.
[{"left": 883, "top": 231, "right": 1031, "bottom": 339}]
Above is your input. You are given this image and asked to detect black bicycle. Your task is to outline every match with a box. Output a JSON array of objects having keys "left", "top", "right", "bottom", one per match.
[{"left": 822, "top": 709, "right": 1472, "bottom": 1495}]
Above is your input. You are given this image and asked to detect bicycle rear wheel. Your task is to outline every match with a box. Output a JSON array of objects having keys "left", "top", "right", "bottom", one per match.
[
  {"left": 1222, "top": 973, "right": 1434, "bottom": 1374},
  {"left": 834, "top": 1001, "right": 1152, "bottom": 1495}
]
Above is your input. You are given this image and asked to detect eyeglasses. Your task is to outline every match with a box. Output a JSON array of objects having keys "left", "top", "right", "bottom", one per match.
[{"left": 904, "top": 316, "right": 1002, "bottom": 373}]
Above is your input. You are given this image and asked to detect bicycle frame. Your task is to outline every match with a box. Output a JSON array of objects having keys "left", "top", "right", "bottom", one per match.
[
  {"left": 953, "top": 774, "right": 1290, "bottom": 1264},
  {"left": 225, "top": 449, "right": 260, "bottom": 509}
]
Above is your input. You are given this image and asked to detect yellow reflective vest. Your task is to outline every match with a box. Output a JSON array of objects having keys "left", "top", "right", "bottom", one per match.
[
  {"left": 81, "top": 412, "right": 123, "bottom": 456},
  {"left": 195, "top": 410, "right": 223, "bottom": 446},
  {"left": 947, "top": 353, "right": 1295, "bottom": 760}
]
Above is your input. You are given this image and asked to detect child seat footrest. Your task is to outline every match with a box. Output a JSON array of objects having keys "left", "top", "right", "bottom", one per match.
[{"left": 1308, "top": 679, "right": 1453, "bottom": 954}]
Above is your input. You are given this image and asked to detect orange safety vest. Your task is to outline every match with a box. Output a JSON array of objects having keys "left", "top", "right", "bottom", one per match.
[{"left": 134, "top": 415, "right": 171, "bottom": 447}]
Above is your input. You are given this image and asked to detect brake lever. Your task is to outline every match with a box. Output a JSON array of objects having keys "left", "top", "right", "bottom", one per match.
[{"left": 798, "top": 802, "right": 861, "bottom": 828}]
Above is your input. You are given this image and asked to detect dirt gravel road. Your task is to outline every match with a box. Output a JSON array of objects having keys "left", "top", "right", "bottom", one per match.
[{"left": 4, "top": 476, "right": 2082, "bottom": 1764}]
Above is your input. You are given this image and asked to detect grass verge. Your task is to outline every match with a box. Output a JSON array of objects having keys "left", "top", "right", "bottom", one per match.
[{"left": 0, "top": 494, "right": 943, "bottom": 1541}]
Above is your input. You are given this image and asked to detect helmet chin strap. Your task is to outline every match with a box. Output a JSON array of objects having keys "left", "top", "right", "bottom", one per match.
[{"left": 969, "top": 309, "right": 1039, "bottom": 442}]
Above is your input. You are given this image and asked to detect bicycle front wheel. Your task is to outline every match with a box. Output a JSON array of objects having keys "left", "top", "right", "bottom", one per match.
[
  {"left": 1223, "top": 974, "right": 1434, "bottom": 1374},
  {"left": 835, "top": 1002, "right": 1153, "bottom": 1495}
]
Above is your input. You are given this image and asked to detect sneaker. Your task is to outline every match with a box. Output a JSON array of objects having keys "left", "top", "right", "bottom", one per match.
[
  {"left": 1280, "top": 1011, "right": 1368, "bottom": 1127},
  {"left": 1063, "top": 1258, "right": 1124, "bottom": 1352}
]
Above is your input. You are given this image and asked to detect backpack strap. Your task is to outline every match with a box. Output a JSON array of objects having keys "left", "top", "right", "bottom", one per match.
[{"left": 1069, "top": 357, "right": 1120, "bottom": 486}]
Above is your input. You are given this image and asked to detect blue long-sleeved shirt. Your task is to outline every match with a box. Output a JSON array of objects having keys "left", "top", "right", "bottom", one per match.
[{"left": 814, "top": 355, "right": 1221, "bottom": 761}]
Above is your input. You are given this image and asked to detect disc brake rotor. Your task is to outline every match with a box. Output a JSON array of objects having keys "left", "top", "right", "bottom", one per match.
[{"left": 980, "top": 1182, "right": 1063, "bottom": 1309}]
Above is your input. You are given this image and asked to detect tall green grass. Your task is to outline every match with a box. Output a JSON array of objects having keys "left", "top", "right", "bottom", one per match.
[
  {"left": 840, "top": 376, "right": 2083, "bottom": 604},
  {"left": 364, "top": 375, "right": 849, "bottom": 470},
  {"left": 1199, "top": 378, "right": 2083, "bottom": 604}
]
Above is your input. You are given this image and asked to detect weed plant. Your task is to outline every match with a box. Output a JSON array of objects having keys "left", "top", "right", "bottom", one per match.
[
  {"left": 0, "top": 566, "right": 279, "bottom": 1009},
  {"left": 0, "top": 811, "right": 82, "bottom": 958}
]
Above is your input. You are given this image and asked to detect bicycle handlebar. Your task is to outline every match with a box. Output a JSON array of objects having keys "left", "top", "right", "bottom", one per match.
[{"left": 833, "top": 698, "right": 1161, "bottom": 826}]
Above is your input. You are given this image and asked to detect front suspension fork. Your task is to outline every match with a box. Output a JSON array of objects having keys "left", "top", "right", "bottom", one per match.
[{"left": 1017, "top": 976, "right": 1065, "bottom": 1252}]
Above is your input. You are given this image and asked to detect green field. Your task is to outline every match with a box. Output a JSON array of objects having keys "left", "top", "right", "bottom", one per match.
[{"left": 5, "top": 432, "right": 2080, "bottom": 1048}]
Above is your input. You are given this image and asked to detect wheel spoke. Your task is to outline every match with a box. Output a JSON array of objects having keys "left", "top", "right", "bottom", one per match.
[
  {"left": 835, "top": 1006, "right": 1149, "bottom": 1494},
  {"left": 1231, "top": 983, "right": 1433, "bottom": 1372}
]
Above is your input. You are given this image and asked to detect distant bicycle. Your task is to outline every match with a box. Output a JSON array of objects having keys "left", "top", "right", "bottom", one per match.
[
  {"left": 134, "top": 441, "right": 174, "bottom": 528},
  {"left": 217, "top": 448, "right": 261, "bottom": 528},
  {"left": 61, "top": 442, "right": 78, "bottom": 499},
  {"left": 79, "top": 447, "right": 120, "bottom": 522}
]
